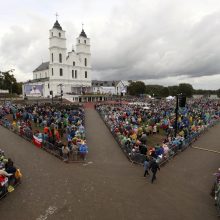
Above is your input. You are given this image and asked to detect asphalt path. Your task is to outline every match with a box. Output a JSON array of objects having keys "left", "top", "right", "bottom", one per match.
[{"left": 0, "top": 109, "right": 219, "bottom": 220}]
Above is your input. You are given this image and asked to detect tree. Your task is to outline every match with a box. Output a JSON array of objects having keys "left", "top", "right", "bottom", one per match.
[
  {"left": 0, "top": 70, "right": 22, "bottom": 94},
  {"left": 177, "top": 83, "right": 194, "bottom": 97},
  {"left": 217, "top": 89, "right": 220, "bottom": 98},
  {"left": 145, "top": 85, "right": 162, "bottom": 97},
  {"left": 127, "top": 81, "right": 146, "bottom": 96},
  {"left": 160, "top": 87, "right": 169, "bottom": 97},
  {"left": 168, "top": 86, "right": 179, "bottom": 96}
]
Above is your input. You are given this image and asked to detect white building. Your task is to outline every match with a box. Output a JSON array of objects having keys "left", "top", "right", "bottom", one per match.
[
  {"left": 115, "top": 80, "right": 129, "bottom": 96},
  {"left": 92, "top": 80, "right": 129, "bottom": 96},
  {"left": 23, "top": 19, "right": 91, "bottom": 98}
]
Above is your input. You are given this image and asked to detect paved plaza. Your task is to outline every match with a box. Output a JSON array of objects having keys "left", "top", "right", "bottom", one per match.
[{"left": 0, "top": 108, "right": 219, "bottom": 220}]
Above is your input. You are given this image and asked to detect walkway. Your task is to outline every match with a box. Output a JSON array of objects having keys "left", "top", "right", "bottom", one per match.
[{"left": 0, "top": 108, "right": 219, "bottom": 219}]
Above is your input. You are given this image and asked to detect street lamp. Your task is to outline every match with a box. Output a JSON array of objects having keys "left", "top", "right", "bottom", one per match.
[
  {"left": 11, "top": 81, "right": 14, "bottom": 95},
  {"left": 11, "top": 82, "right": 14, "bottom": 100},
  {"left": 57, "top": 84, "right": 63, "bottom": 103}
]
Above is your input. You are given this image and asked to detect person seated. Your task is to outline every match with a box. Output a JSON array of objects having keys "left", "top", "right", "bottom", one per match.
[
  {"left": 5, "top": 158, "right": 16, "bottom": 174},
  {"left": 0, "top": 169, "right": 13, "bottom": 177}
]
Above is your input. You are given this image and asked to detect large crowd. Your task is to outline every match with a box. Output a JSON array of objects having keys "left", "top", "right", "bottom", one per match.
[
  {"left": 96, "top": 98, "right": 220, "bottom": 164},
  {"left": 0, "top": 103, "right": 88, "bottom": 161}
]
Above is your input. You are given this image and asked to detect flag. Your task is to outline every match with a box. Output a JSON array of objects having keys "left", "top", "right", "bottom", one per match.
[{"left": 33, "top": 135, "right": 42, "bottom": 148}]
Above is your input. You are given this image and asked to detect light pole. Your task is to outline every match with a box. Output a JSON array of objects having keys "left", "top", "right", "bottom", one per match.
[
  {"left": 174, "top": 94, "right": 186, "bottom": 137},
  {"left": 11, "top": 82, "right": 14, "bottom": 100},
  {"left": 174, "top": 95, "right": 179, "bottom": 138},
  {"left": 11, "top": 81, "right": 14, "bottom": 95},
  {"left": 57, "top": 84, "right": 63, "bottom": 103}
]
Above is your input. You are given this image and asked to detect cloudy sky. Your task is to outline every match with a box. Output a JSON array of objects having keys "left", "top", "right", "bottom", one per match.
[{"left": 1, "top": 0, "right": 220, "bottom": 89}]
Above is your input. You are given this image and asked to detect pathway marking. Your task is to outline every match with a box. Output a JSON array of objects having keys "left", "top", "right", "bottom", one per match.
[
  {"left": 191, "top": 146, "right": 220, "bottom": 154},
  {"left": 83, "top": 161, "right": 93, "bottom": 166},
  {"left": 36, "top": 206, "right": 57, "bottom": 220}
]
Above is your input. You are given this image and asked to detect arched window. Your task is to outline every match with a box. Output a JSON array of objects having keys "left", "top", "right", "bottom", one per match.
[
  {"left": 84, "top": 58, "right": 87, "bottom": 66},
  {"left": 52, "top": 68, "right": 54, "bottom": 76},
  {"left": 60, "top": 68, "right": 63, "bottom": 76},
  {"left": 75, "top": 70, "right": 77, "bottom": 78},
  {"left": 78, "top": 39, "right": 80, "bottom": 43},
  {"left": 73, "top": 61, "right": 75, "bottom": 66},
  {"left": 84, "top": 40, "right": 86, "bottom": 44},
  {"left": 51, "top": 53, "right": 53, "bottom": 62},
  {"left": 59, "top": 32, "right": 61, "bottom": 37},
  {"left": 72, "top": 70, "right": 74, "bottom": 78},
  {"left": 59, "top": 53, "right": 62, "bottom": 63},
  {"left": 85, "top": 71, "right": 87, "bottom": 78}
]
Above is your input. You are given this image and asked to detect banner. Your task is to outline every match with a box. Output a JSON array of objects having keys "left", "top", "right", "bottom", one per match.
[
  {"left": 24, "top": 84, "right": 43, "bottom": 96},
  {"left": 33, "top": 135, "right": 43, "bottom": 148}
]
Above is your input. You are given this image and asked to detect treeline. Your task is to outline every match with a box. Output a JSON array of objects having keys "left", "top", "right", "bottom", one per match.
[
  {"left": 127, "top": 81, "right": 220, "bottom": 98},
  {"left": 0, "top": 71, "right": 22, "bottom": 94}
]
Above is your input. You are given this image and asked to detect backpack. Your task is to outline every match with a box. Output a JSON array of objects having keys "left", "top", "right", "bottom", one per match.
[{"left": 15, "top": 169, "right": 22, "bottom": 179}]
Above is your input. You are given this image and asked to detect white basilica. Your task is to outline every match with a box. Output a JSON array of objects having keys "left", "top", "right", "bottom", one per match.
[{"left": 23, "top": 19, "right": 92, "bottom": 98}]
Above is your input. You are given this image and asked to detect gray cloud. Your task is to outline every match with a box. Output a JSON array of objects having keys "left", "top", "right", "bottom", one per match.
[
  {"left": 0, "top": 0, "right": 220, "bottom": 88},
  {"left": 92, "top": 2, "right": 220, "bottom": 81}
]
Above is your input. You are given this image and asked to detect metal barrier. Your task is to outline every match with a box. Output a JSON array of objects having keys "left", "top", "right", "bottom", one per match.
[
  {"left": 211, "top": 178, "right": 220, "bottom": 217},
  {"left": 97, "top": 108, "right": 220, "bottom": 166},
  {"left": 0, "top": 118, "right": 86, "bottom": 163}
]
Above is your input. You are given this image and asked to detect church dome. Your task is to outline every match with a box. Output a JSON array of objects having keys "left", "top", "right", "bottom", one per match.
[
  {"left": 53, "top": 20, "right": 62, "bottom": 30},
  {"left": 79, "top": 29, "right": 87, "bottom": 38}
]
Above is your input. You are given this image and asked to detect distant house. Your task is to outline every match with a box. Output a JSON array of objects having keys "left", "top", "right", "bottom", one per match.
[
  {"left": 92, "top": 80, "right": 129, "bottom": 95},
  {"left": 193, "top": 94, "right": 219, "bottom": 99},
  {"left": 193, "top": 95, "right": 204, "bottom": 99},
  {"left": 115, "top": 80, "right": 129, "bottom": 96},
  {"left": 209, "top": 94, "right": 218, "bottom": 99}
]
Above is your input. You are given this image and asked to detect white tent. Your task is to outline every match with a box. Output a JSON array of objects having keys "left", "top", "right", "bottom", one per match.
[{"left": 166, "top": 96, "right": 175, "bottom": 100}]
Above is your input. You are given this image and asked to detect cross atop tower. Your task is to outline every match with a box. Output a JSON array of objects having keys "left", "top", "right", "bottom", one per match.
[
  {"left": 55, "top": 12, "right": 59, "bottom": 20},
  {"left": 82, "top": 23, "right": 84, "bottom": 30}
]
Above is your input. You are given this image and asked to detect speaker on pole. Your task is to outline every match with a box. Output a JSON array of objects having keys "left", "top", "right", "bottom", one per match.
[{"left": 179, "top": 95, "right": 186, "bottom": 108}]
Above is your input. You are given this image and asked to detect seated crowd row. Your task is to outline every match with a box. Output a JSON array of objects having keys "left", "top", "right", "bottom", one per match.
[
  {"left": 96, "top": 98, "right": 220, "bottom": 163},
  {"left": 0, "top": 104, "right": 88, "bottom": 161}
]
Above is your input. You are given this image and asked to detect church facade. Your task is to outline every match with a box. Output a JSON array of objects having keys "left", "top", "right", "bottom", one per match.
[{"left": 23, "top": 19, "right": 91, "bottom": 98}]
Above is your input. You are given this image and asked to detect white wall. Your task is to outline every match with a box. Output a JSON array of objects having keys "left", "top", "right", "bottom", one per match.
[{"left": 34, "top": 70, "right": 49, "bottom": 79}]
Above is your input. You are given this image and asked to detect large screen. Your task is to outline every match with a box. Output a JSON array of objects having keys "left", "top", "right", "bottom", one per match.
[{"left": 24, "top": 84, "right": 43, "bottom": 96}]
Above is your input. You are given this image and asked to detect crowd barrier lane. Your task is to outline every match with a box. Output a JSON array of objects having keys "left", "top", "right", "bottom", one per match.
[
  {"left": 0, "top": 119, "right": 86, "bottom": 163},
  {"left": 130, "top": 152, "right": 146, "bottom": 165},
  {"left": 0, "top": 177, "right": 21, "bottom": 200},
  {"left": 212, "top": 178, "right": 220, "bottom": 217},
  {"left": 97, "top": 109, "right": 220, "bottom": 166}
]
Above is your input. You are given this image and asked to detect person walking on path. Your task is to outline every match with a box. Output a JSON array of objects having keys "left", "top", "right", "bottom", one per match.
[
  {"left": 143, "top": 157, "right": 150, "bottom": 177},
  {"left": 149, "top": 159, "right": 160, "bottom": 183}
]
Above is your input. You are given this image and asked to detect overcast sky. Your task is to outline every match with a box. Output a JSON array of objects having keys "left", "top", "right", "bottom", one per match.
[{"left": 1, "top": 0, "right": 220, "bottom": 89}]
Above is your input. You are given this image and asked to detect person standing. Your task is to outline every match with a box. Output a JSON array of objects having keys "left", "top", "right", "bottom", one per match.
[
  {"left": 149, "top": 159, "right": 160, "bottom": 183},
  {"left": 143, "top": 157, "right": 149, "bottom": 177},
  {"left": 62, "top": 144, "right": 69, "bottom": 162},
  {"left": 79, "top": 141, "right": 88, "bottom": 161}
]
